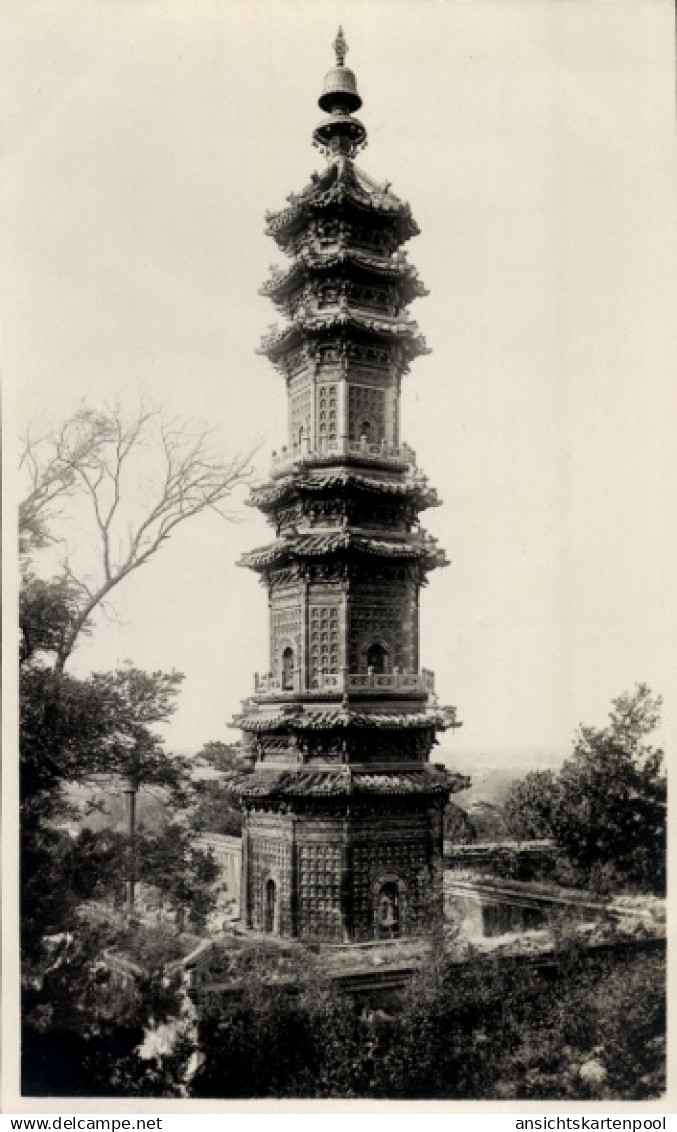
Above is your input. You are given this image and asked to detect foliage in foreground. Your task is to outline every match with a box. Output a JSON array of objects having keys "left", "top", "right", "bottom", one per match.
[
  {"left": 19, "top": 402, "right": 250, "bottom": 1095},
  {"left": 190, "top": 946, "right": 665, "bottom": 1101}
]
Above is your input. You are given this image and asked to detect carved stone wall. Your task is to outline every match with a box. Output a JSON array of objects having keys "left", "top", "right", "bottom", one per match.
[
  {"left": 246, "top": 817, "right": 294, "bottom": 936},
  {"left": 349, "top": 813, "right": 436, "bottom": 941},
  {"left": 289, "top": 378, "right": 312, "bottom": 448},
  {"left": 296, "top": 841, "right": 343, "bottom": 941},
  {"left": 315, "top": 380, "right": 339, "bottom": 443},
  {"left": 348, "top": 384, "right": 386, "bottom": 442},
  {"left": 243, "top": 805, "right": 444, "bottom": 943},
  {"left": 308, "top": 600, "right": 341, "bottom": 687},
  {"left": 347, "top": 280, "right": 395, "bottom": 313},
  {"left": 348, "top": 578, "right": 417, "bottom": 672},
  {"left": 270, "top": 597, "right": 302, "bottom": 677}
]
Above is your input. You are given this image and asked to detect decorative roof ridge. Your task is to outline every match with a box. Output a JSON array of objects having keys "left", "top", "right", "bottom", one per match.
[
  {"left": 259, "top": 249, "right": 423, "bottom": 296},
  {"left": 238, "top": 529, "right": 449, "bottom": 571},
  {"left": 242, "top": 525, "right": 440, "bottom": 551},
  {"left": 259, "top": 309, "right": 429, "bottom": 356},
  {"left": 247, "top": 469, "right": 441, "bottom": 509},
  {"left": 232, "top": 706, "right": 460, "bottom": 733},
  {"left": 265, "top": 170, "right": 416, "bottom": 236},
  {"left": 233, "top": 762, "right": 469, "bottom": 795}
]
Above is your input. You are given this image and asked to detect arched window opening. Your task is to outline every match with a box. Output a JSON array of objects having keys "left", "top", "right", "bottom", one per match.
[
  {"left": 367, "top": 642, "right": 389, "bottom": 675},
  {"left": 281, "top": 646, "right": 294, "bottom": 690},
  {"left": 264, "top": 879, "right": 277, "bottom": 934},
  {"left": 377, "top": 882, "right": 400, "bottom": 939},
  {"left": 361, "top": 420, "right": 372, "bottom": 440}
]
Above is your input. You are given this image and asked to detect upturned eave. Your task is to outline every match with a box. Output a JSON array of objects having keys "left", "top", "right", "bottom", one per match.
[
  {"left": 259, "top": 249, "right": 427, "bottom": 303},
  {"left": 238, "top": 529, "right": 448, "bottom": 572},
  {"left": 234, "top": 765, "right": 469, "bottom": 801},
  {"left": 258, "top": 310, "right": 429, "bottom": 362},
  {"left": 264, "top": 160, "right": 419, "bottom": 247},
  {"left": 248, "top": 469, "right": 441, "bottom": 513}
]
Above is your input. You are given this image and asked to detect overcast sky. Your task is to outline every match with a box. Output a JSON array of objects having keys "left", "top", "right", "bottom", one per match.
[{"left": 4, "top": 0, "right": 675, "bottom": 766}]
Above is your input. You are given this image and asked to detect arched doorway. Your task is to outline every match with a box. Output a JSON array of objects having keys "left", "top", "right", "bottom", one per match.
[
  {"left": 281, "top": 646, "right": 294, "bottom": 690},
  {"left": 366, "top": 642, "right": 389, "bottom": 674},
  {"left": 377, "top": 881, "right": 400, "bottom": 939},
  {"left": 264, "top": 879, "right": 277, "bottom": 934}
]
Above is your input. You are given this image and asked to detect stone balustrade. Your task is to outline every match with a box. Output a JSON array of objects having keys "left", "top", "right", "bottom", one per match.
[
  {"left": 270, "top": 435, "right": 417, "bottom": 474},
  {"left": 254, "top": 666, "right": 435, "bottom": 695}
]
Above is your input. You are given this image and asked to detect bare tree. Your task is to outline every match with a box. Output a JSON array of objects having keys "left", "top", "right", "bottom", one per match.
[
  {"left": 20, "top": 402, "right": 255, "bottom": 672},
  {"left": 19, "top": 406, "right": 116, "bottom": 552}
]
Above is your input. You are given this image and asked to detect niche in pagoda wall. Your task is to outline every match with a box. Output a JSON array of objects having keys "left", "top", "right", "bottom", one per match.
[
  {"left": 289, "top": 374, "right": 312, "bottom": 451},
  {"left": 245, "top": 819, "right": 294, "bottom": 937},
  {"left": 270, "top": 592, "right": 302, "bottom": 685},
  {"left": 348, "top": 813, "right": 436, "bottom": 942},
  {"left": 348, "top": 384, "right": 386, "bottom": 443},
  {"left": 348, "top": 577, "right": 418, "bottom": 673}
]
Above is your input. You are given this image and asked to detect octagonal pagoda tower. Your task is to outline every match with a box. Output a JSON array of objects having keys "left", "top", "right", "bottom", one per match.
[{"left": 234, "top": 30, "right": 467, "bottom": 944}]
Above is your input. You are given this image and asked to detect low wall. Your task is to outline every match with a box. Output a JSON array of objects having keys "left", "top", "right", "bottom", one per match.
[
  {"left": 444, "top": 873, "right": 660, "bottom": 941},
  {"left": 197, "top": 833, "right": 242, "bottom": 917}
]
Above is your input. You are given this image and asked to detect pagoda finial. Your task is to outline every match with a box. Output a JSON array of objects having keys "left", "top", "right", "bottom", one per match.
[
  {"left": 315, "top": 26, "right": 366, "bottom": 155},
  {"left": 334, "top": 26, "right": 347, "bottom": 67}
]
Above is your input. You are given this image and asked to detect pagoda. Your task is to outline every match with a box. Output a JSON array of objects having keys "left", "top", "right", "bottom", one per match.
[{"left": 233, "top": 30, "right": 467, "bottom": 944}]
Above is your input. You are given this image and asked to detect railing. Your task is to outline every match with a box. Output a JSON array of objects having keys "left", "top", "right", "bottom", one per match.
[
  {"left": 253, "top": 667, "right": 435, "bottom": 696},
  {"left": 270, "top": 435, "right": 417, "bottom": 475},
  {"left": 254, "top": 670, "right": 301, "bottom": 694}
]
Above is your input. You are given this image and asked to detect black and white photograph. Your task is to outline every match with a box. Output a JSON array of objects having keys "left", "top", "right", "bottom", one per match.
[{"left": 3, "top": 0, "right": 673, "bottom": 1112}]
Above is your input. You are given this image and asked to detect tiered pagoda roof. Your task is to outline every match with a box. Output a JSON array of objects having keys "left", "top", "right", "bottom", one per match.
[
  {"left": 259, "top": 309, "right": 429, "bottom": 369},
  {"left": 233, "top": 705, "right": 459, "bottom": 733},
  {"left": 235, "top": 765, "right": 469, "bottom": 802},
  {"left": 265, "top": 160, "right": 420, "bottom": 248},
  {"left": 239, "top": 528, "right": 448, "bottom": 572},
  {"left": 260, "top": 248, "right": 427, "bottom": 310},
  {"left": 249, "top": 468, "right": 440, "bottom": 513}
]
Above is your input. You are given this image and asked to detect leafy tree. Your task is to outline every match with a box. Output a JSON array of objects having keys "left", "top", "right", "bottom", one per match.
[
  {"left": 504, "top": 769, "right": 560, "bottom": 841},
  {"left": 22, "top": 921, "right": 195, "bottom": 1097},
  {"left": 554, "top": 685, "right": 665, "bottom": 894},
  {"left": 371, "top": 951, "right": 527, "bottom": 1099},
  {"left": 186, "top": 942, "right": 665, "bottom": 1101},
  {"left": 503, "top": 686, "right": 665, "bottom": 895},
  {"left": 18, "top": 401, "right": 252, "bottom": 1095},
  {"left": 189, "top": 778, "right": 243, "bottom": 837},
  {"left": 19, "top": 579, "right": 213, "bottom": 1095},
  {"left": 190, "top": 954, "right": 367, "bottom": 1099},
  {"left": 466, "top": 800, "right": 510, "bottom": 842},
  {"left": 369, "top": 946, "right": 665, "bottom": 1101},
  {"left": 186, "top": 740, "right": 245, "bottom": 836},
  {"left": 592, "top": 950, "right": 666, "bottom": 1099},
  {"left": 195, "top": 740, "right": 240, "bottom": 772},
  {"left": 132, "top": 825, "right": 220, "bottom": 930},
  {"left": 443, "top": 802, "right": 476, "bottom": 843}
]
